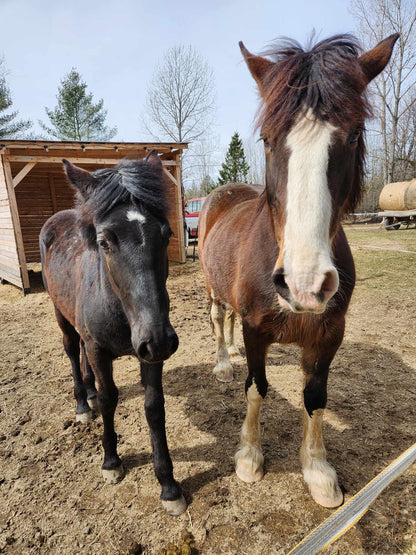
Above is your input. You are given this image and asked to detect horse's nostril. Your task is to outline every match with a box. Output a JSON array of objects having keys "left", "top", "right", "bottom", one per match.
[
  {"left": 322, "top": 270, "right": 338, "bottom": 294},
  {"left": 272, "top": 268, "right": 289, "bottom": 293},
  {"left": 138, "top": 341, "right": 152, "bottom": 361},
  {"left": 318, "top": 269, "right": 339, "bottom": 303},
  {"left": 169, "top": 333, "right": 179, "bottom": 355}
]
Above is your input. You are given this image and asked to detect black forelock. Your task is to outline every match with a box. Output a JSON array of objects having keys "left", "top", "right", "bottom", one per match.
[{"left": 85, "top": 158, "right": 168, "bottom": 222}]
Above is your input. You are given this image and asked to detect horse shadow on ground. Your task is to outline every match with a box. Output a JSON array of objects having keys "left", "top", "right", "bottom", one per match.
[{"left": 117, "top": 340, "right": 416, "bottom": 506}]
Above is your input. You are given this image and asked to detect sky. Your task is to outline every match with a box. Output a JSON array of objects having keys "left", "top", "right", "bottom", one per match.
[{"left": 0, "top": 0, "right": 359, "bottom": 177}]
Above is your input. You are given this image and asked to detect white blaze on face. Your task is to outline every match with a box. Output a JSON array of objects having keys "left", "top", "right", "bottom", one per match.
[
  {"left": 127, "top": 210, "right": 146, "bottom": 224},
  {"left": 127, "top": 210, "right": 146, "bottom": 246},
  {"left": 283, "top": 111, "right": 339, "bottom": 305}
]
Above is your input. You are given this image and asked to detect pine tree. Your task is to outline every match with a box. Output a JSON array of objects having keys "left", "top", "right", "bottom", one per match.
[
  {"left": 217, "top": 132, "right": 250, "bottom": 186},
  {"left": 0, "top": 63, "right": 32, "bottom": 138},
  {"left": 40, "top": 68, "right": 117, "bottom": 141}
]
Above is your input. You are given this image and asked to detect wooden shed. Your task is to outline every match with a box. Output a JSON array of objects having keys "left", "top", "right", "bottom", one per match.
[{"left": 0, "top": 140, "right": 187, "bottom": 293}]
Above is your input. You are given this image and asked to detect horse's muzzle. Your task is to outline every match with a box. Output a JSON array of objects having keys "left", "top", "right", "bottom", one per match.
[
  {"left": 272, "top": 267, "right": 339, "bottom": 313},
  {"left": 134, "top": 325, "right": 179, "bottom": 363}
]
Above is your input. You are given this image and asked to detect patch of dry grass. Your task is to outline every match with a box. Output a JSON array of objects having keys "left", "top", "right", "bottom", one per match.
[{"left": 344, "top": 224, "right": 416, "bottom": 252}]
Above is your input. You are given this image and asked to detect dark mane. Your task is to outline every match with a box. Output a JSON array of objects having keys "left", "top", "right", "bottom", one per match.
[
  {"left": 82, "top": 158, "right": 168, "bottom": 222},
  {"left": 73, "top": 158, "right": 168, "bottom": 247},
  {"left": 258, "top": 34, "right": 371, "bottom": 212}
]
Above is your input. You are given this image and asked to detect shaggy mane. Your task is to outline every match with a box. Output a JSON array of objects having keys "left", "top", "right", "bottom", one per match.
[{"left": 73, "top": 158, "right": 168, "bottom": 248}]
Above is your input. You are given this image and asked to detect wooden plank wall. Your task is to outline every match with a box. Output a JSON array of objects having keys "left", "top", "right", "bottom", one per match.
[
  {"left": 0, "top": 157, "right": 23, "bottom": 288},
  {"left": 15, "top": 168, "right": 75, "bottom": 263},
  {"left": 165, "top": 175, "right": 184, "bottom": 264}
]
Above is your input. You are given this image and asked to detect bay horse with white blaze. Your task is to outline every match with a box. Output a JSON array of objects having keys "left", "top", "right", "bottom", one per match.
[
  {"left": 199, "top": 34, "right": 398, "bottom": 508},
  {"left": 40, "top": 151, "right": 186, "bottom": 516}
]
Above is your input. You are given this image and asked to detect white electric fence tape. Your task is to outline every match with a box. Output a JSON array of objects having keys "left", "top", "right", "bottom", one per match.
[{"left": 288, "top": 442, "right": 416, "bottom": 554}]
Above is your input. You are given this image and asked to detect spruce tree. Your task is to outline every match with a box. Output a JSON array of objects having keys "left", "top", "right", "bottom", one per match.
[
  {"left": 40, "top": 68, "right": 117, "bottom": 141},
  {"left": 0, "top": 64, "right": 32, "bottom": 138},
  {"left": 217, "top": 132, "right": 250, "bottom": 186}
]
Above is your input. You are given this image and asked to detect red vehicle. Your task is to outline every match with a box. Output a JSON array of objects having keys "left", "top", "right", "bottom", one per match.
[{"left": 185, "top": 197, "right": 206, "bottom": 239}]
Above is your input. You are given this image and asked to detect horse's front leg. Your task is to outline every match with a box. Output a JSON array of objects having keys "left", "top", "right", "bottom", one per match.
[
  {"left": 80, "top": 340, "right": 98, "bottom": 412},
  {"left": 300, "top": 319, "right": 345, "bottom": 508},
  {"left": 85, "top": 343, "right": 124, "bottom": 483},
  {"left": 140, "top": 361, "right": 186, "bottom": 516},
  {"left": 54, "top": 309, "right": 92, "bottom": 423},
  {"left": 235, "top": 323, "right": 268, "bottom": 482}
]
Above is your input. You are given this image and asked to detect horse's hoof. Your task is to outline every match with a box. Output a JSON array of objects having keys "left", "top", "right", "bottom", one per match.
[
  {"left": 87, "top": 397, "right": 99, "bottom": 412},
  {"left": 76, "top": 410, "right": 93, "bottom": 423},
  {"left": 309, "top": 483, "right": 344, "bottom": 508},
  {"left": 162, "top": 494, "right": 187, "bottom": 516},
  {"left": 213, "top": 361, "right": 233, "bottom": 382},
  {"left": 303, "top": 462, "right": 344, "bottom": 508},
  {"left": 102, "top": 465, "right": 124, "bottom": 484},
  {"left": 235, "top": 446, "right": 264, "bottom": 483}
]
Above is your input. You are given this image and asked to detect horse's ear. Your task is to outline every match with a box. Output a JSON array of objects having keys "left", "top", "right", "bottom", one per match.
[
  {"left": 145, "top": 149, "right": 162, "bottom": 170},
  {"left": 63, "top": 159, "right": 96, "bottom": 199},
  {"left": 239, "top": 41, "right": 274, "bottom": 90},
  {"left": 358, "top": 33, "right": 399, "bottom": 85}
]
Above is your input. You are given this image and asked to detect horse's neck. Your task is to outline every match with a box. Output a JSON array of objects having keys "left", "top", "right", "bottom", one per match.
[
  {"left": 237, "top": 196, "right": 279, "bottom": 272},
  {"left": 257, "top": 196, "right": 279, "bottom": 244}
]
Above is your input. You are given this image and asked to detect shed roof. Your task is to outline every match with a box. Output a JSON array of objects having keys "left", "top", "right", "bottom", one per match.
[{"left": 0, "top": 140, "right": 187, "bottom": 166}]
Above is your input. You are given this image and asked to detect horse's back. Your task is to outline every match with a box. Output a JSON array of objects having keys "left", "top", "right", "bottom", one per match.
[
  {"left": 199, "top": 183, "right": 262, "bottom": 249},
  {"left": 40, "top": 209, "right": 84, "bottom": 323},
  {"left": 40, "top": 209, "right": 77, "bottom": 253}
]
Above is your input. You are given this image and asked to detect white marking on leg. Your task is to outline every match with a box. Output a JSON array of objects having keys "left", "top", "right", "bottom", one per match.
[
  {"left": 224, "top": 308, "right": 241, "bottom": 359},
  {"left": 283, "top": 111, "right": 339, "bottom": 304},
  {"left": 211, "top": 299, "right": 233, "bottom": 382},
  {"left": 76, "top": 410, "right": 93, "bottom": 423},
  {"left": 301, "top": 408, "right": 343, "bottom": 508},
  {"left": 127, "top": 210, "right": 146, "bottom": 224},
  {"left": 87, "top": 397, "right": 99, "bottom": 412},
  {"left": 235, "top": 382, "right": 264, "bottom": 482},
  {"left": 102, "top": 465, "right": 124, "bottom": 484},
  {"left": 161, "top": 495, "right": 187, "bottom": 516}
]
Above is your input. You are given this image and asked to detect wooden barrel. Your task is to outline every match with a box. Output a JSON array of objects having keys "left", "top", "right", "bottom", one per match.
[{"left": 379, "top": 179, "right": 416, "bottom": 211}]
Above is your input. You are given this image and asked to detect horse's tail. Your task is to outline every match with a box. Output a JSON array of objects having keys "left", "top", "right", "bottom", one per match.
[{"left": 39, "top": 221, "right": 53, "bottom": 293}]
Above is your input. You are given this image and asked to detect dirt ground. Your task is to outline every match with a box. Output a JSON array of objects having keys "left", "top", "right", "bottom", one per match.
[{"left": 0, "top": 232, "right": 415, "bottom": 554}]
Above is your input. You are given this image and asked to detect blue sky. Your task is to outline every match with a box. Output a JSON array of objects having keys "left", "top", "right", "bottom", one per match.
[{"left": 1, "top": 0, "right": 357, "bottom": 155}]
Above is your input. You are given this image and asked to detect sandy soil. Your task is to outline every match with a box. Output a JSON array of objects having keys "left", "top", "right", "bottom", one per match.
[{"left": 0, "top": 251, "right": 415, "bottom": 554}]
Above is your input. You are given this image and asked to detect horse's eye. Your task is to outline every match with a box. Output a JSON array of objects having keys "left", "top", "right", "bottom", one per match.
[
  {"left": 349, "top": 129, "right": 361, "bottom": 145},
  {"left": 262, "top": 137, "right": 272, "bottom": 153},
  {"left": 161, "top": 224, "right": 173, "bottom": 242},
  {"left": 98, "top": 239, "right": 109, "bottom": 250}
]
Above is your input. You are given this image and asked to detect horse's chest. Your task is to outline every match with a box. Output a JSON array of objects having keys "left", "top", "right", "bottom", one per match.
[{"left": 80, "top": 301, "right": 134, "bottom": 357}]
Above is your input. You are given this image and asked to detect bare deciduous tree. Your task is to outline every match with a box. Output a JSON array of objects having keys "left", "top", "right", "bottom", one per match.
[
  {"left": 142, "top": 45, "right": 216, "bottom": 187},
  {"left": 143, "top": 45, "right": 215, "bottom": 142},
  {"left": 243, "top": 138, "right": 265, "bottom": 185},
  {"left": 185, "top": 135, "right": 219, "bottom": 188},
  {"left": 351, "top": 0, "right": 416, "bottom": 184}
]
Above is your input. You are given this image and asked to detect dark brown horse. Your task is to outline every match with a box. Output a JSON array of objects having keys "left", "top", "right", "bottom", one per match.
[
  {"left": 199, "top": 34, "right": 398, "bottom": 508},
  {"left": 40, "top": 151, "right": 186, "bottom": 515}
]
